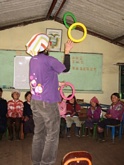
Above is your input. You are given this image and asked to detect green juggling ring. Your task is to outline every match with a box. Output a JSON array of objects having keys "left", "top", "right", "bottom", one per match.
[{"left": 63, "top": 12, "right": 77, "bottom": 29}]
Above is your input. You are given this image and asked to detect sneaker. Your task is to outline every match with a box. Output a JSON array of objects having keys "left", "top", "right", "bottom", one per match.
[
  {"left": 82, "top": 133, "right": 89, "bottom": 137},
  {"left": 82, "top": 134, "right": 86, "bottom": 137},
  {"left": 67, "top": 133, "right": 71, "bottom": 138},
  {"left": 98, "top": 138, "right": 106, "bottom": 142},
  {"left": 0, "top": 133, "right": 3, "bottom": 140},
  {"left": 16, "top": 135, "right": 20, "bottom": 141},
  {"left": 76, "top": 134, "right": 80, "bottom": 137},
  {"left": 16, "top": 137, "right": 20, "bottom": 141},
  {"left": 101, "top": 139, "right": 106, "bottom": 142}
]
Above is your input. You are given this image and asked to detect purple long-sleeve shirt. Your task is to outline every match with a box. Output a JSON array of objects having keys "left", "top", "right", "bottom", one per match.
[
  {"left": 87, "top": 106, "right": 102, "bottom": 120},
  {"left": 107, "top": 101, "right": 124, "bottom": 121}
]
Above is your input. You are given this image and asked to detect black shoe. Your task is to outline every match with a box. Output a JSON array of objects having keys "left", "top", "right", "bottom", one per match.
[
  {"left": 59, "top": 133, "right": 64, "bottom": 138},
  {"left": 85, "top": 128, "right": 89, "bottom": 136},
  {"left": 115, "top": 131, "right": 119, "bottom": 137},
  {"left": 90, "top": 129, "right": 93, "bottom": 136},
  {"left": 24, "top": 133, "right": 27, "bottom": 138},
  {"left": 9, "top": 137, "right": 13, "bottom": 141},
  {"left": 16, "top": 136, "right": 20, "bottom": 141},
  {"left": 0, "top": 133, "right": 3, "bottom": 140},
  {"left": 67, "top": 128, "right": 71, "bottom": 137}
]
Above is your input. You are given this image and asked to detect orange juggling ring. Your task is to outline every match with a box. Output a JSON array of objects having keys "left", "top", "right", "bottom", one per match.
[{"left": 60, "top": 82, "right": 75, "bottom": 100}]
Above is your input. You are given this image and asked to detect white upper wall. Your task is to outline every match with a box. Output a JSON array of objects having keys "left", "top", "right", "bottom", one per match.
[{"left": 0, "top": 20, "right": 124, "bottom": 104}]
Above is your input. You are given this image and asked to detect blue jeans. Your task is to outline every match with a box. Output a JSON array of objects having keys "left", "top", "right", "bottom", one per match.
[{"left": 31, "top": 99, "right": 60, "bottom": 165}]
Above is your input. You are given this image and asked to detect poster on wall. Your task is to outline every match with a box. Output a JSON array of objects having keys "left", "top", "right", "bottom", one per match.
[{"left": 46, "top": 28, "right": 62, "bottom": 51}]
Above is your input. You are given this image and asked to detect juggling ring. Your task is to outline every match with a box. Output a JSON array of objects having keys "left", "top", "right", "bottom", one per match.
[
  {"left": 60, "top": 82, "right": 75, "bottom": 100},
  {"left": 63, "top": 12, "right": 77, "bottom": 29},
  {"left": 68, "top": 22, "right": 87, "bottom": 43}
]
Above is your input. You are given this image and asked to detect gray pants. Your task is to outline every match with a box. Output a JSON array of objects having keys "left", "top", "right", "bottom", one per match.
[{"left": 31, "top": 99, "right": 60, "bottom": 165}]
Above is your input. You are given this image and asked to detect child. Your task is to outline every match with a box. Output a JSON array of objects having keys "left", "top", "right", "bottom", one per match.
[
  {"left": 7, "top": 89, "right": 23, "bottom": 140},
  {"left": 65, "top": 94, "right": 81, "bottom": 137},
  {"left": 97, "top": 93, "right": 124, "bottom": 141},
  {"left": 0, "top": 88, "right": 7, "bottom": 140},
  {"left": 58, "top": 97, "right": 66, "bottom": 138},
  {"left": 23, "top": 91, "right": 34, "bottom": 137},
  {"left": 84, "top": 96, "right": 101, "bottom": 136}
]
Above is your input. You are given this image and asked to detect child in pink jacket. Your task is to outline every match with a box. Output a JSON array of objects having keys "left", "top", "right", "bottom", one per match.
[{"left": 58, "top": 97, "right": 66, "bottom": 138}]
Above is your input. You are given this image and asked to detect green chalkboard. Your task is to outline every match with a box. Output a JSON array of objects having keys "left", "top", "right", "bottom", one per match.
[
  {"left": 0, "top": 50, "right": 15, "bottom": 88},
  {"left": 50, "top": 52, "right": 103, "bottom": 91},
  {"left": 0, "top": 50, "right": 103, "bottom": 91}
]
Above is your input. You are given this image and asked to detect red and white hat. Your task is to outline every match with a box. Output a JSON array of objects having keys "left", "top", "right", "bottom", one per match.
[
  {"left": 26, "top": 33, "right": 49, "bottom": 56},
  {"left": 11, "top": 89, "right": 21, "bottom": 96}
]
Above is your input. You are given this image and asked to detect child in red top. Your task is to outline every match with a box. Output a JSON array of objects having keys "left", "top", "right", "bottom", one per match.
[
  {"left": 7, "top": 89, "right": 23, "bottom": 140},
  {"left": 65, "top": 95, "right": 81, "bottom": 137}
]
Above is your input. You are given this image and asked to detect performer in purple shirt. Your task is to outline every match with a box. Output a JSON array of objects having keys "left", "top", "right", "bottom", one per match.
[
  {"left": 97, "top": 93, "right": 124, "bottom": 141},
  {"left": 26, "top": 33, "right": 73, "bottom": 165}
]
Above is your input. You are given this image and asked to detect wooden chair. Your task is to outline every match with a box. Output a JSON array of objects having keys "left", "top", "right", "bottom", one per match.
[{"left": 62, "top": 151, "right": 92, "bottom": 165}]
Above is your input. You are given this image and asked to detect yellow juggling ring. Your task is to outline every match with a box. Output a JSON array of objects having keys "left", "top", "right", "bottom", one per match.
[{"left": 68, "top": 22, "right": 87, "bottom": 43}]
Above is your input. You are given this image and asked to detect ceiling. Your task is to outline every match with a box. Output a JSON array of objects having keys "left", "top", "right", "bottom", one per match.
[{"left": 0, "top": 0, "right": 124, "bottom": 47}]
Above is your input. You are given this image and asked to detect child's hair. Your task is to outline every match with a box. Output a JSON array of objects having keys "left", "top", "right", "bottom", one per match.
[
  {"left": 25, "top": 91, "right": 31, "bottom": 99},
  {"left": 111, "top": 92, "right": 120, "bottom": 99},
  {"left": 66, "top": 94, "right": 77, "bottom": 104},
  {"left": 0, "top": 88, "right": 3, "bottom": 92},
  {"left": 11, "top": 89, "right": 20, "bottom": 98},
  {"left": 66, "top": 95, "right": 78, "bottom": 112}
]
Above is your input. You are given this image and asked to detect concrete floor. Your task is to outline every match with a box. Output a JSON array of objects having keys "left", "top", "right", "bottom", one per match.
[{"left": 0, "top": 133, "right": 124, "bottom": 165}]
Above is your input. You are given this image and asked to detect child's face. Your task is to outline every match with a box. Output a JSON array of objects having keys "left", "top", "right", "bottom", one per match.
[
  {"left": 111, "top": 95, "right": 119, "bottom": 104},
  {"left": 69, "top": 98, "right": 74, "bottom": 104},
  {"left": 12, "top": 92, "right": 20, "bottom": 100},
  {"left": 90, "top": 101, "right": 97, "bottom": 108},
  {"left": 26, "top": 94, "right": 31, "bottom": 102}
]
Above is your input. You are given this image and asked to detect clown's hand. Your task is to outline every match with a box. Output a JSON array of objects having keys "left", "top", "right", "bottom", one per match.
[
  {"left": 64, "top": 39, "right": 74, "bottom": 54},
  {"left": 59, "top": 81, "right": 66, "bottom": 87}
]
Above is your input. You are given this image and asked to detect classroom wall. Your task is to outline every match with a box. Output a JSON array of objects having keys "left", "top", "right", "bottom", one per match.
[{"left": 0, "top": 20, "right": 124, "bottom": 104}]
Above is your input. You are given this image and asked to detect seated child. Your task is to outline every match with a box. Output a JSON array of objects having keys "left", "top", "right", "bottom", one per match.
[
  {"left": 84, "top": 96, "right": 102, "bottom": 136},
  {"left": 58, "top": 97, "right": 66, "bottom": 138},
  {"left": 97, "top": 93, "right": 124, "bottom": 141},
  {"left": 0, "top": 88, "right": 7, "bottom": 140},
  {"left": 65, "top": 94, "right": 81, "bottom": 137},
  {"left": 23, "top": 91, "right": 34, "bottom": 137},
  {"left": 7, "top": 89, "right": 23, "bottom": 140}
]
